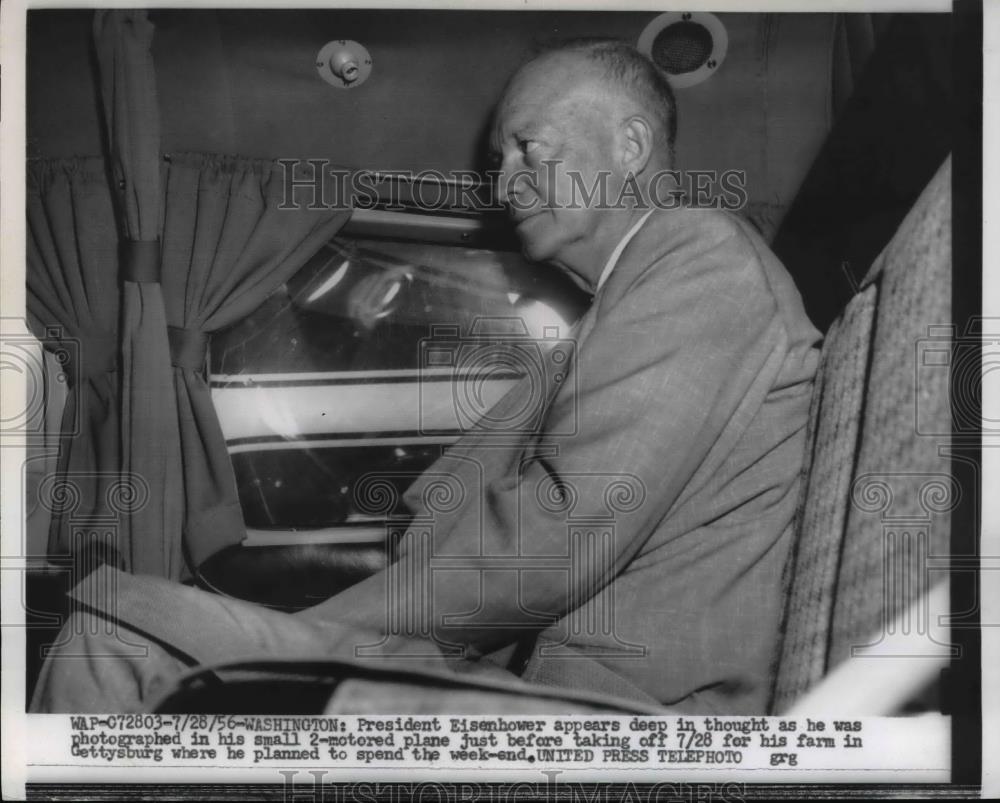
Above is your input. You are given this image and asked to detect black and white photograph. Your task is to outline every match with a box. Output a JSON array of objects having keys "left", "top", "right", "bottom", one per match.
[{"left": 0, "top": 0, "right": 992, "bottom": 799}]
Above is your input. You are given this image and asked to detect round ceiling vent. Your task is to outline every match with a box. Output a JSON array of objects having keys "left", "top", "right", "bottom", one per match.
[
  {"left": 316, "top": 40, "right": 373, "bottom": 89},
  {"left": 638, "top": 12, "right": 728, "bottom": 89}
]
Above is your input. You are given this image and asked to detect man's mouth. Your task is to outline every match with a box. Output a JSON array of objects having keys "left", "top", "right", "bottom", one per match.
[{"left": 512, "top": 209, "right": 544, "bottom": 227}]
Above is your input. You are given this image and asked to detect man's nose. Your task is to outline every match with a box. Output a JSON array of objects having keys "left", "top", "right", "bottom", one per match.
[{"left": 498, "top": 162, "right": 537, "bottom": 214}]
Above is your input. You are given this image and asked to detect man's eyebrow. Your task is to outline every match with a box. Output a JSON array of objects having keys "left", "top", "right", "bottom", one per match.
[
  {"left": 515, "top": 123, "right": 543, "bottom": 139},
  {"left": 487, "top": 119, "right": 544, "bottom": 154}
]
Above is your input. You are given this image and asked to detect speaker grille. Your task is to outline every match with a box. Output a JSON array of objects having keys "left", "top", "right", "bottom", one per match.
[{"left": 651, "top": 21, "right": 714, "bottom": 75}]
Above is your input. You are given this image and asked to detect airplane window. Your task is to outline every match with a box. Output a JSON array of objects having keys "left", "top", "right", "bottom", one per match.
[{"left": 210, "top": 235, "right": 589, "bottom": 536}]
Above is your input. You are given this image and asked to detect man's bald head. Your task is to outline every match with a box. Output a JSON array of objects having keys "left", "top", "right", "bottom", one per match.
[
  {"left": 501, "top": 39, "right": 677, "bottom": 166},
  {"left": 490, "top": 39, "right": 678, "bottom": 287}
]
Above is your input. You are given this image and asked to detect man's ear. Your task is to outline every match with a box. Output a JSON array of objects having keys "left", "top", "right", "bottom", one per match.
[{"left": 619, "top": 115, "right": 655, "bottom": 175}]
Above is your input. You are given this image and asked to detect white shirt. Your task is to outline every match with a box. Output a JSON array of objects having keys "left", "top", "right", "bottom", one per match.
[{"left": 594, "top": 209, "right": 654, "bottom": 293}]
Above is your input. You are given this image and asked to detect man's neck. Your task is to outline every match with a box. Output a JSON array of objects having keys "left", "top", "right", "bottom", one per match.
[{"left": 556, "top": 205, "right": 652, "bottom": 293}]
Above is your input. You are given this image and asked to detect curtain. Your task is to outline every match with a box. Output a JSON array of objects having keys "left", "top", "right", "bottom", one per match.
[
  {"left": 90, "top": 10, "right": 350, "bottom": 576},
  {"left": 94, "top": 10, "right": 183, "bottom": 577},
  {"left": 160, "top": 153, "right": 350, "bottom": 567},
  {"left": 26, "top": 159, "right": 122, "bottom": 562}
]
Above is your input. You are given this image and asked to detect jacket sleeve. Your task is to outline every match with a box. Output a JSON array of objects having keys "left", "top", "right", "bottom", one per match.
[{"left": 304, "top": 221, "right": 791, "bottom": 658}]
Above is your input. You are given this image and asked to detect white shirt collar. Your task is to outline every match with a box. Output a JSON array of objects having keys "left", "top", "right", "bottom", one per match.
[{"left": 594, "top": 209, "right": 654, "bottom": 293}]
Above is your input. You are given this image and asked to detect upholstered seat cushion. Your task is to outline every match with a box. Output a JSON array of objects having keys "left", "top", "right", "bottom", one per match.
[{"left": 772, "top": 157, "right": 952, "bottom": 711}]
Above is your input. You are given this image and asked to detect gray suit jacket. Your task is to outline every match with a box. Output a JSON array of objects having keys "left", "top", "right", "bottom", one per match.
[{"left": 304, "top": 206, "right": 821, "bottom": 713}]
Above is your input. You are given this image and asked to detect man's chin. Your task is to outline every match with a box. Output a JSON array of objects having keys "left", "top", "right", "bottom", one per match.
[{"left": 518, "top": 235, "right": 556, "bottom": 265}]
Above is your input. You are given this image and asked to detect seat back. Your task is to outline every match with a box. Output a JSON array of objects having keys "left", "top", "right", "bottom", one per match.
[{"left": 771, "top": 157, "right": 953, "bottom": 712}]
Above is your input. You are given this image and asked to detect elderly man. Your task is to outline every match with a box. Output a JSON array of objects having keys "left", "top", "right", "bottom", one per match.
[{"left": 32, "top": 40, "right": 819, "bottom": 714}]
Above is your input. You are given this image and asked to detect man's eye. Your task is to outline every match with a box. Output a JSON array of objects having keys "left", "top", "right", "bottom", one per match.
[{"left": 518, "top": 139, "right": 539, "bottom": 155}]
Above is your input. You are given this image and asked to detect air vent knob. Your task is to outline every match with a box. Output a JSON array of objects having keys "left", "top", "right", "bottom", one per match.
[{"left": 317, "top": 40, "right": 373, "bottom": 89}]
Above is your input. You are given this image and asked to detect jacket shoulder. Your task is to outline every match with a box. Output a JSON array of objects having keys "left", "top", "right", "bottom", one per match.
[
  {"left": 611, "top": 208, "right": 771, "bottom": 296},
  {"left": 605, "top": 208, "right": 819, "bottom": 349}
]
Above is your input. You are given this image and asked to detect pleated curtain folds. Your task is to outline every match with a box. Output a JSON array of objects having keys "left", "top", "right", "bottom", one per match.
[
  {"left": 94, "top": 10, "right": 182, "bottom": 577},
  {"left": 25, "top": 10, "right": 350, "bottom": 579},
  {"left": 160, "top": 153, "right": 350, "bottom": 568},
  {"left": 26, "top": 159, "right": 123, "bottom": 564}
]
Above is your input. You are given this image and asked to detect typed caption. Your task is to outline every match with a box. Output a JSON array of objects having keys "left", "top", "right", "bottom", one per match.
[{"left": 25, "top": 714, "right": 950, "bottom": 783}]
